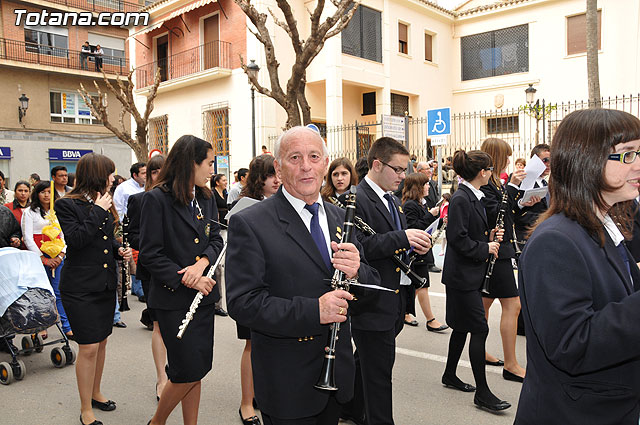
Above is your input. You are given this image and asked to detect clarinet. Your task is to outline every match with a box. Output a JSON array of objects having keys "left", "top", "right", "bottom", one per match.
[
  {"left": 431, "top": 221, "right": 447, "bottom": 243},
  {"left": 119, "top": 215, "right": 131, "bottom": 312},
  {"left": 315, "top": 186, "right": 357, "bottom": 391},
  {"left": 481, "top": 190, "right": 509, "bottom": 295},
  {"left": 176, "top": 243, "right": 227, "bottom": 339},
  {"left": 328, "top": 197, "right": 428, "bottom": 287}
]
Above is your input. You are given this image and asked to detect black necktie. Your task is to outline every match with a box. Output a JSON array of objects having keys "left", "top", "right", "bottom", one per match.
[
  {"left": 304, "top": 203, "right": 332, "bottom": 270},
  {"left": 384, "top": 193, "right": 402, "bottom": 231}
]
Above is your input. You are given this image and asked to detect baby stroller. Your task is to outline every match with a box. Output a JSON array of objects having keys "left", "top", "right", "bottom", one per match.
[{"left": 0, "top": 248, "right": 76, "bottom": 385}]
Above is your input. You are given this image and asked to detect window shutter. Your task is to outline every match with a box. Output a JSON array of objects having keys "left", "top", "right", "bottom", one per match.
[
  {"left": 567, "top": 11, "right": 601, "bottom": 55},
  {"left": 425, "top": 33, "right": 433, "bottom": 61}
]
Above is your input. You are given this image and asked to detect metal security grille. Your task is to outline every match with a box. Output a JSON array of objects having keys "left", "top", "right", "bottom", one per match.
[
  {"left": 148, "top": 115, "right": 168, "bottom": 154},
  {"left": 341, "top": 5, "right": 382, "bottom": 63},
  {"left": 461, "top": 24, "right": 528, "bottom": 81},
  {"left": 391, "top": 93, "right": 409, "bottom": 117},
  {"left": 487, "top": 115, "right": 519, "bottom": 134},
  {"left": 202, "top": 105, "right": 230, "bottom": 156}
]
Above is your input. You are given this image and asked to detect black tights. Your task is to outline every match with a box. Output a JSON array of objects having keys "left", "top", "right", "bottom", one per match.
[{"left": 444, "top": 330, "right": 494, "bottom": 398}]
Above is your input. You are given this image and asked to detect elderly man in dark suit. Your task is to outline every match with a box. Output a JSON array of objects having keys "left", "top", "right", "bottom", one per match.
[
  {"left": 225, "top": 126, "right": 380, "bottom": 425},
  {"left": 345, "top": 137, "right": 431, "bottom": 425}
]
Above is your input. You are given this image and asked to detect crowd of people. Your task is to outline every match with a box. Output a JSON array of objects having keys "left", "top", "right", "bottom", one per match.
[{"left": 2, "top": 109, "right": 640, "bottom": 425}]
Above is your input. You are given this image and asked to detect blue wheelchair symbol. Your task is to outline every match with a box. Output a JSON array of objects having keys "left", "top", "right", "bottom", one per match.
[{"left": 427, "top": 108, "right": 451, "bottom": 136}]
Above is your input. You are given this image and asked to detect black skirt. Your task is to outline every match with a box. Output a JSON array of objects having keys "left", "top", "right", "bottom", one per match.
[
  {"left": 236, "top": 323, "right": 251, "bottom": 340},
  {"left": 445, "top": 286, "right": 488, "bottom": 334},
  {"left": 481, "top": 258, "right": 518, "bottom": 299},
  {"left": 61, "top": 289, "right": 115, "bottom": 344},
  {"left": 157, "top": 303, "right": 215, "bottom": 383}
]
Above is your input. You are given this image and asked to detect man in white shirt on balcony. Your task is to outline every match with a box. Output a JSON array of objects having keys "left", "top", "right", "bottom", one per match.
[{"left": 80, "top": 41, "right": 91, "bottom": 70}]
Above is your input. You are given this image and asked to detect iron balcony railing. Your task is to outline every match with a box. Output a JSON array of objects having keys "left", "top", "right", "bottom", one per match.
[
  {"left": 135, "top": 40, "right": 232, "bottom": 88},
  {"left": 40, "top": 0, "right": 142, "bottom": 13},
  {"left": 0, "top": 37, "right": 130, "bottom": 76}
]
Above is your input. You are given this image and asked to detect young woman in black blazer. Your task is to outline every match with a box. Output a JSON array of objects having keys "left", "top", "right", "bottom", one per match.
[
  {"left": 56, "top": 153, "right": 132, "bottom": 425},
  {"left": 401, "top": 172, "right": 448, "bottom": 332},
  {"left": 126, "top": 153, "right": 167, "bottom": 401},
  {"left": 141, "top": 135, "right": 223, "bottom": 425},
  {"left": 516, "top": 110, "right": 640, "bottom": 425},
  {"left": 479, "top": 138, "right": 531, "bottom": 382},
  {"left": 441, "top": 149, "right": 510, "bottom": 411}
]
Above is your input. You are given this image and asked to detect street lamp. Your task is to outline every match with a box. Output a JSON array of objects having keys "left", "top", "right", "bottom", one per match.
[
  {"left": 524, "top": 84, "right": 544, "bottom": 143},
  {"left": 246, "top": 59, "right": 260, "bottom": 158},
  {"left": 18, "top": 93, "right": 29, "bottom": 123}
]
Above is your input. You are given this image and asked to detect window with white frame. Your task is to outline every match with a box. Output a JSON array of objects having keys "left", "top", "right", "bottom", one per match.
[
  {"left": 424, "top": 31, "right": 434, "bottom": 62},
  {"left": 50, "top": 91, "right": 101, "bottom": 124}
]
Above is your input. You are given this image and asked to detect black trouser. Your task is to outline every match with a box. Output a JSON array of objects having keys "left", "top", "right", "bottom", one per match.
[
  {"left": 351, "top": 328, "right": 397, "bottom": 425},
  {"left": 261, "top": 395, "right": 340, "bottom": 425}
]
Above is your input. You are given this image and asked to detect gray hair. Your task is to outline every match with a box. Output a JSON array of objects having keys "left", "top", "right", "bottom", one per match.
[
  {"left": 416, "top": 161, "right": 430, "bottom": 172},
  {"left": 274, "top": 126, "right": 329, "bottom": 161}
]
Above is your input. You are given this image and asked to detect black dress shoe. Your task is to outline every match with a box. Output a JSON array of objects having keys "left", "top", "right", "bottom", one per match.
[
  {"left": 239, "top": 408, "right": 261, "bottom": 425},
  {"left": 473, "top": 394, "right": 511, "bottom": 411},
  {"left": 404, "top": 319, "right": 419, "bottom": 327},
  {"left": 91, "top": 399, "right": 116, "bottom": 411},
  {"left": 215, "top": 308, "right": 229, "bottom": 317},
  {"left": 426, "top": 318, "right": 449, "bottom": 332},
  {"left": 80, "top": 414, "right": 103, "bottom": 425},
  {"left": 113, "top": 321, "right": 127, "bottom": 328},
  {"left": 503, "top": 369, "right": 524, "bottom": 383},
  {"left": 340, "top": 413, "right": 366, "bottom": 425},
  {"left": 441, "top": 375, "right": 476, "bottom": 392},
  {"left": 485, "top": 359, "right": 504, "bottom": 367},
  {"left": 428, "top": 265, "right": 442, "bottom": 273}
]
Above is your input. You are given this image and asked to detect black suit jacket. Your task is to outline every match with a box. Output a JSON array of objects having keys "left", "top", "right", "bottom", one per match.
[
  {"left": 351, "top": 179, "right": 410, "bottom": 332},
  {"left": 442, "top": 184, "right": 492, "bottom": 291},
  {"left": 424, "top": 180, "right": 439, "bottom": 209},
  {"left": 514, "top": 180, "right": 548, "bottom": 241},
  {"left": 126, "top": 192, "right": 149, "bottom": 282},
  {"left": 403, "top": 199, "right": 437, "bottom": 282},
  {"left": 480, "top": 179, "right": 518, "bottom": 259},
  {"left": 225, "top": 188, "right": 379, "bottom": 420},
  {"left": 56, "top": 197, "right": 120, "bottom": 293},
  {"left": 516, "top": 213, "right": 640, "bottom": 425},
  {"left": 139, "top": 187, "right": 223, "bottom": 310}
]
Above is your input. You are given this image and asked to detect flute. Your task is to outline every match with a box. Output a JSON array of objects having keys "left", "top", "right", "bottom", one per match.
[
  {"left": 328, "top": 197, "right": 428, "bottom": 287},
  {"left": 176, "top": 243, "right": 227, "bottom": 339}
]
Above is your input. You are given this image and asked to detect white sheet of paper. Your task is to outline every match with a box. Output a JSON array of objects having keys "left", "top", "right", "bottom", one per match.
[
  {"left": 520, "top": 155, "right": 546, "bottom": 191},
  {"left": 425, "top": 217, "right": 441, "bottom": 235},
  {"left": 521, "top": 186, "right": 548, "bottom": 204},
  {"left": 225, "top": 197, "right": 260, "bottom": 219}
]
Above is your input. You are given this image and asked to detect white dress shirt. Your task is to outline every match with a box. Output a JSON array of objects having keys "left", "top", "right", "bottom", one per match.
[
  {"left": 281, "top": 186, "right": 332, "bottom": 257},
  {"left": 113, "top": 178, "right": 144, "bottom": 220}
]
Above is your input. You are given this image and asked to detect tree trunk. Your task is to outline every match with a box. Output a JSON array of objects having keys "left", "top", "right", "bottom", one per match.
[{"left": 586, "top": 0, "right": 601, "bottom": 108}]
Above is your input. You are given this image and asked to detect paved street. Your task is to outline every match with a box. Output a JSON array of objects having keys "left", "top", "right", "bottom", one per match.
[{"left": 0, "top": 248, "right": 526, "bottom": 425}]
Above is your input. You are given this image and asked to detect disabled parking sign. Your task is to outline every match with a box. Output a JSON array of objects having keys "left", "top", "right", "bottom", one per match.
[{"left": 427, "top": 107, "right": 451, "bottom": 136}]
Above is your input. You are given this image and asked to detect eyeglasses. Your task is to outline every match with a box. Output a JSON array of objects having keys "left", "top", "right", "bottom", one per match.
[
  {"left": 378, "top": 160, "right": 407, "bottom": 175},
  {"left": 541, "top": 158, "right": 550, "bottom": 164},
  {"left": 608, "top": 150, "right": 640, "bottom": 164},
  {"left": 484, "top": 167, "right": 494, "bottom": 171}
]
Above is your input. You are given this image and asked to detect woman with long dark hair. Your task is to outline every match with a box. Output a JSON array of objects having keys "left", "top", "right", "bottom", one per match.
[
  {"left": 515, "top": 109, "right": 640, "bottom": 424},
  {"left": 441, "top": 149, "right": 510, "bottom": 411},
  {"left": 212, "top": 174, "right": 228, "bottom": 224},
  {"left": 479, "top": 138, "right": 529, "bottom": 382},
  {"left": 56, "top": 153, "right": 132, "bottom": 425},
  {"left": 401, "top": 173, "right": 448, "bottom": 332},
  {"left": 320, "top": 157, "right": 356, "bottom": 201},
  {"left": 141, "top": 135, "right": 223, "bottom": 425},
  {"left": 127, "top": 153, "right": 168, "bottom": 401},
  {"left": 5, "top": 180, "right": 30, "bottom": 224},
  {"left": 239, "top": 154, "right": 280, "bottom": 201},
  {"left": 22, "top": 180, "right": 71, "bottom": 339}
]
